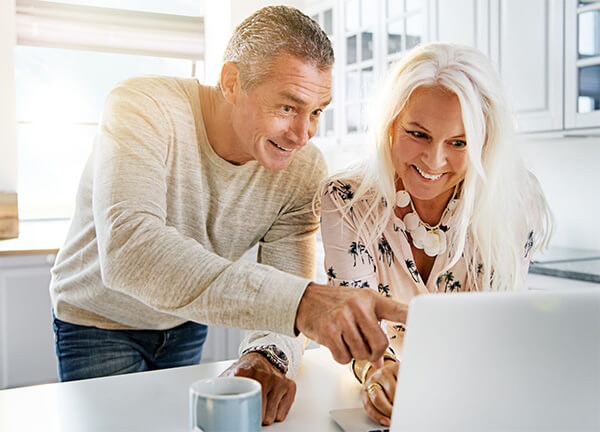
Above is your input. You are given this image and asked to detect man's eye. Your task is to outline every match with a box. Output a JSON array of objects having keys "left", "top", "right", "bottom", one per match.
[
  {"left": 312, "top": 109, "right": 323, "bottom": 117},
  {"left": 282, "top": 105, "right": 293, "bottom": 113}
]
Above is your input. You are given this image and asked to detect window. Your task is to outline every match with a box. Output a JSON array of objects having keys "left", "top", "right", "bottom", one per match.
[
  {"left": 311, "top": 7, "right": 336, "bottom": 140},
  {"left": 343, "top": 0, "right": 376, "bottom": 135},
  {"left": 37, "top": 0, "right": 204, "bottom": 16},
  {"left": 306, "top": 0, "right": 427, "bottom": 173},
  {"left": 14, "top": 0, "right": 204, "bottom": 220}
]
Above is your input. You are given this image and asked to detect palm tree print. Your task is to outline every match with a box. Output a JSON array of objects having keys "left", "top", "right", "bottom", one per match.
[
  {"left": 436, "top": 271, "right": 461, "bottom": 292},
  {"left": 524, "top": 230, "right": 534, "bottom": 258},
  {"left": 448, "top": 280, "right": 461, "bottom": 292},
  {"left": 378, "top": 283, "right": 391, "bottom": 297},
  {"left": 393, "top": 324, "right": 406, "bottom": 333},
  {"left": 348, "top": 241, "right": 376, "bottom": 271},
  {"left": 326, "top": 180, "right": 354, "bottom": 202},
  {"left": 405, "top": 259, "right": 420, "bottom": 283},
  {"left": 348, "top": 242, "right": 359, "bottom": 266},
  {"left": 443, "top": 272, "right": 455, "bottom": 292},
  {"left": 377, "top": 237, "right": 394, "bottom": 266},
  {"left": 327, "top": 266, "right": 336, "bottom": 283},
  {"left": 393, "top": 223, "right": 409, "bottom": 241},
  {"left": 339, "top": 281, "right": 349, "bottom": 286},
  {"left": 351, "top": 280, "right": 370, "bottom": 288}
]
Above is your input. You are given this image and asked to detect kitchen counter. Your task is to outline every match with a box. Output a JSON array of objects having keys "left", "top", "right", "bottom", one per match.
[
  {"left": 0, "top": 219, "right": 69, "bottom": 255},
  {"left": 530, "top": 247, "right": 600, "bottom": 284}
]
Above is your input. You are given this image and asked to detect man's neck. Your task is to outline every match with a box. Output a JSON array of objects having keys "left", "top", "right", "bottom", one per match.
[{"left": 200, "top": 86, "right": 247, "bottom": 165}]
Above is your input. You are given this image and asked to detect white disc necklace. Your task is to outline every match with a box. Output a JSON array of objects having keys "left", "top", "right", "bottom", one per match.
[{"left": 395, "top": 185, "right": 459, "bottom": 257}]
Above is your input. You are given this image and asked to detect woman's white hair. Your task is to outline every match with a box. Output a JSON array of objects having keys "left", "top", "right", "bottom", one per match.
[{"left": 322, "top": 42, "right": 552, "bottom": 291}]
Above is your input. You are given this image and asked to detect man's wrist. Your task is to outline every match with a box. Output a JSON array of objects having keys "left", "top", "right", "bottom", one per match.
[{"left": 241, "top": 344, "right": 289, "bottom": 375}]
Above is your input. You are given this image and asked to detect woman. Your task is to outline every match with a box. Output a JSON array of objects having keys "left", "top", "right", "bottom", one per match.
[{"left": 320, "top": 42, "right": 552, "bottom": 426}]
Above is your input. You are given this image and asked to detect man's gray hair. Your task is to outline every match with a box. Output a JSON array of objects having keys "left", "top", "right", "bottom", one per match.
[{"left": 222, "top": 5, "right": 334, "bottom": 90}]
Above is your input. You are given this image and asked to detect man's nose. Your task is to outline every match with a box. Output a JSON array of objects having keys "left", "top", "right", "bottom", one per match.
[{"left": 287, "top": 115, "right": 311, "bottom": 146}]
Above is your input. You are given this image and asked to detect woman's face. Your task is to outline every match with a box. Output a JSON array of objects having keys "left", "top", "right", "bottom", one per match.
[{"left": 390, "top": 85, "right": 469, "bottom": 206}]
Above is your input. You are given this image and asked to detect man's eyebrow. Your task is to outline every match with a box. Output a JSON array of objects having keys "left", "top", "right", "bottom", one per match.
[
  {"left": 280, "top": 92, "right": 332, "bottom": 109},
  {"left": 320, "top": 96, "right": 333, "bottom": 108},
  {"left": 280, "top": 92, "right": 307, "bottom": 106}
]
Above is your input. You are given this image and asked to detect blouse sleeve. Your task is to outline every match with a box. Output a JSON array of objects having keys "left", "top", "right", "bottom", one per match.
[{"left": 320, "top": 182, "right": 379, "bottom": 292}]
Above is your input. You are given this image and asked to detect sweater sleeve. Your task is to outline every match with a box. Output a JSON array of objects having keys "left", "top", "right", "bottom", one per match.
[
  {"left": 239, "top": 147, "right": 328, "bottom": 376},
  {"left": 92, "top": 81, "right": 309, "bottom": 336}
]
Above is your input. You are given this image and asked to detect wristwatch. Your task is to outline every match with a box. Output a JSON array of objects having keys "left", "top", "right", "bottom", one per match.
[{"left": 241, "top": 344, "right": 289, "bottom": 375}]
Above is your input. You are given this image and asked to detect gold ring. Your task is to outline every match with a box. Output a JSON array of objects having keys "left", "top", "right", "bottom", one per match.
[{"left": 367, "top": 383, "right": 383, "bottom": 395}]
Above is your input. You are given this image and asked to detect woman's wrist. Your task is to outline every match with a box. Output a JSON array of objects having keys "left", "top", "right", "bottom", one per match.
[
  {"left": 364, "top": 357, "right": 397, "bottom": 383},
  {"left": 353, "top": 354, "right": 398, "bottom": 384}
]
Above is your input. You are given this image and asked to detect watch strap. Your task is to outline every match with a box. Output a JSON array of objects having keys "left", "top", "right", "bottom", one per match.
[{"left": 241, "top": 344, "right": 289, "bottom": 375}]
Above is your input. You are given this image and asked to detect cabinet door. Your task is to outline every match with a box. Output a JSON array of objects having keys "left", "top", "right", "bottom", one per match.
[
  {"left": 564, "top": 0, "right": 600, "bottom": 129},
  {"left": 0, "top": 254, "right": 58, "bottom": 389},
  {"left": 201, "top": 326, "right": 246, "bottom": 363},
  {"left": 428, "top": 0, "right": 490, "bottom": 56},
  {"left": 492, "top": 0, "right": 564, "bottom": 133}
]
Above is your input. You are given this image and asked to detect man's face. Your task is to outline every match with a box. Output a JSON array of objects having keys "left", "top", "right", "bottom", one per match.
[{"left": 230, "top": 53, "right": 332, "bottom": 171}]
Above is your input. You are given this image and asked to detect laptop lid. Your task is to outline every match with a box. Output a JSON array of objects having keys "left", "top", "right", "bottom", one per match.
[
  {"left": 330, "top": 408, "right": 388, "bottom": 432},
  {"left": 390, "top": 289, "right": 600, "bottom": 432}
]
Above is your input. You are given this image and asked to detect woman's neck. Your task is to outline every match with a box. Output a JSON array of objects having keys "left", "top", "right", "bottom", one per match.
[
  {"left": 394, "top": 179, "right": 455, "bottom": 226},
  {"left": 410, "top": 191, "right": 454, "bottom": 226}
]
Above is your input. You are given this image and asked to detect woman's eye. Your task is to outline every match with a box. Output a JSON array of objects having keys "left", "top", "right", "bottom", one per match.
[
  {"left": 408, "top": 130, "right": 427, "bottom": 138},
  {"left": 452, "top": 140, "right": 467, "bottom": 147}
]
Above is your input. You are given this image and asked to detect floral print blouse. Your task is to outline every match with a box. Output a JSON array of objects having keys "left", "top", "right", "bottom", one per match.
[{"left": 321, "top": 180, "right": 533, "bottom": 359}]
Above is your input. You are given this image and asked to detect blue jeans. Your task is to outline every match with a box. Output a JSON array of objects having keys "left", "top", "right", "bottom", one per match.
[{"left": 53, "top": 316, "right": 208, "bottom": 382}]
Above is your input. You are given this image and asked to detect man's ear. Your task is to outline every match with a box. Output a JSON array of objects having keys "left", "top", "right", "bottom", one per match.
[{"left": 220, "top": 62, "right": 241, "bottom": 104}]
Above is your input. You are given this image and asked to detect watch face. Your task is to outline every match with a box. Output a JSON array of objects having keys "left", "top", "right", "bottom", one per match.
[
  {"left": 242, "top": 345, "right": 289, "bottom": 374},
  {"left": 273, "top": 346, "right": 288, "bottom": 362}
]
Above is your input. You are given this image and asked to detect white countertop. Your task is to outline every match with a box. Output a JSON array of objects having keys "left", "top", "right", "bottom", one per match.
[
  {"left": 0, "top": 347, "right": 363, "bottom": 432},
  {"left": 0, "top": 219, "right": 69, "bottom": 255}
]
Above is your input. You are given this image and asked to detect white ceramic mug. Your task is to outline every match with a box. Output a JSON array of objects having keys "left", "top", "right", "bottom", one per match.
[{"left": 189, "top": 376, "right": 262, "bottom": 432}]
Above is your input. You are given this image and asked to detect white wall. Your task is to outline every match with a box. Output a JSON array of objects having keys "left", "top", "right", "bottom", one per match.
[
  {"left": 203, "top": 0, "right": 306, "bottom": 85},
  {"left": 521, "top": 136, "right": 600, "bottom": 251},
  {"left": 0, "top": 0, "right": 18, "bottom": 193}
]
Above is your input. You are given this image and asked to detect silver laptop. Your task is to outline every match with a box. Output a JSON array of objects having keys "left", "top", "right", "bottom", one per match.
[{"left": 331, "top": 289, "right": 600, "bottom": 432}]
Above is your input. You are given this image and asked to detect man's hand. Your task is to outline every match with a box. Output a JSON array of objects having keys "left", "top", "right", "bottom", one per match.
[
  {"left": 220, "top": 353, "right": 296, "bottom": 426},
  {"left": 295, "top": 283, "right": 408, "bottom": 366}
]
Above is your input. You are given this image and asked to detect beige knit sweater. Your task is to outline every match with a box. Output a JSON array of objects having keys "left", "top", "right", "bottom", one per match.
[{"left": 50, "top": 76, "right": 327, "bottom": 376}]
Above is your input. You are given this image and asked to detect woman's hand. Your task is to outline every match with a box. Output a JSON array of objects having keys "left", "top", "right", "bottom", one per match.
[{"left": 361, "top": 360, "right": 400, "bottom": 426}]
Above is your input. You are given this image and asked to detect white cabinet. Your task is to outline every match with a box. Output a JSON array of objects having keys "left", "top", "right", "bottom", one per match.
[
  {"left": 527, "top": 273, "right": 600, "bottom": 290},
  {"left": 0, "top": 253, "right": 58, "bottom": 389},
  {"left": 564, "top": 0, "right": 600, "bottom": 129},
  {"left": 492, "top": 0, "right": 564, "bottom": 133},
  {"left": 427, "top": 0, "right": 490, "bottom": 55},
  {"left": 201, "top": 326, "right": 246, "bottom": 363},
  {"left": 430, "top": 0, "right": 565, "bottom": 134},
  {"left": 0, "top": 252, "right": 244, "bottom": 390}
]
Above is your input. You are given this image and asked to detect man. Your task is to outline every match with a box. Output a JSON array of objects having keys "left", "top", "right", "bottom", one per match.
[{"left": 50, "top": 5, "right": 407, "bottom": 425}]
